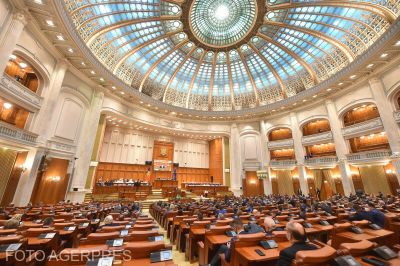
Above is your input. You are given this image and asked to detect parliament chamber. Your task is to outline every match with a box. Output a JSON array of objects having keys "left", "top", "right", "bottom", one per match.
[{"left": 1, "top": 0, "right": 400, "bottom": 265}]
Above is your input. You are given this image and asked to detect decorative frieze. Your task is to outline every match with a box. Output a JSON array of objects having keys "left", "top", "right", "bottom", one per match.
[
  {"left": 0, "top": 121, "right": 38, "bottom": 146},
  {"left": 346, "top": 150, "right": 391, "bottom": 164},
  {"left": 342, "top": 118, "right": 383, "bottom": 139},
  {"left": 302, "top": 131, "right": 333, "bottom": 146},
  {"left": 267, "top": 139, "right": 294, "bottom": 150},
  {"left": 270, "top": 159, "right": 296, "bottom": 169},
  {"left": 0, "top": 74, "right": 42, "bottom": 111},
  {"left": 304, "top": 156, "right": 338, "bottom": 168}
]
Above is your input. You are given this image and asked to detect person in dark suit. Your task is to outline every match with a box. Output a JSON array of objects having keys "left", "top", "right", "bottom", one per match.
[
  {"left": 208, "top": 217, "right": 264, "bottom": 266},
  {"left": 276, "top": 221, "right": 317, "bottom": 266}
]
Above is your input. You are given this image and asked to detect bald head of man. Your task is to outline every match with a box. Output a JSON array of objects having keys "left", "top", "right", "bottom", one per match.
[{"left": 285, "top": 221, "right": 307, "bottom": 243}]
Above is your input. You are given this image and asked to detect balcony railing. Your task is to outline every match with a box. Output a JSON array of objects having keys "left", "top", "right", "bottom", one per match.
[
  {"left": 267, "top": 139, "right": 294, "bottom": 150},
  {"left": 342, "top": 117, "right": 383, "bottom": 139},
  {"left": 0, "top": 73, "right": 42, "bottom": 111},
  {"left": 0, "top": 121, "right": 38, "bottom": 146},
  {"left": 304, "top": 156, "right": 338, "bottom": 167},
  {"left": 302, "top": 131, "right": 333, "bottom": 146},
  {"left": 270, "top": 159, "right": 297, "bottom": 169},
  {"left": 346, "top": 150, "right": 392, "bottom": 163}
]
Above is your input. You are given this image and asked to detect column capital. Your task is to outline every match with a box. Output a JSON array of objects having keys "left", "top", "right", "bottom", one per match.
[
  {"left": 368, "top": 77, "right": 382, "bottom": 86},
  {"left": 325, "top": 99, "right": 334, "bottom": 106},
  {"left": 12, "top": 10, "right": 27, "bottom": 26},
  {"left": 56, "top": 58, "right": 70, "bottom": 69}
]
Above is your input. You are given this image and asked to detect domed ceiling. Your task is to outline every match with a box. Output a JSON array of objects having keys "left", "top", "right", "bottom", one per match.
[{"left": 62, "top": 0, "right": 399, "bottom": 111}]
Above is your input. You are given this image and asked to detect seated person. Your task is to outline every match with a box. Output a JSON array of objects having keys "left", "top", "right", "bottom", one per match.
[
  {"left": 4, "top": 218, "right": 19, "bottom": 229},
  {"left": 43, "top": 217, "right": 54, "bottom": 227},
  {"left": 100, "top": 215, "right": 118, "bottom": 227},
  {"left": 264, "top": 216, "right": 283, "bottom": 236},
  {"left": 208, "top": 217, "right": 261, "bottom": 266},
  {"left": 277, "top": 221, "right": 317, "bottom": 266},
  {"left": 348, "top": 204, "right": 385, "bottom": 228}
]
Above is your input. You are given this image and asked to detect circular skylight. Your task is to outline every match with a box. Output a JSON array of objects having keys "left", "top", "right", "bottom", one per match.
[
  {"left": 61, "top": 0, "right": 399, "bottom": 112},
  {"left": 189, "top": 0, "right": 257, "bottom": 48}
]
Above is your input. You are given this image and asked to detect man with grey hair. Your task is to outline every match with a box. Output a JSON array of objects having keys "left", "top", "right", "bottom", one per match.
[{"left": 276, "top": 221, "right": 317, "bottom": 266}]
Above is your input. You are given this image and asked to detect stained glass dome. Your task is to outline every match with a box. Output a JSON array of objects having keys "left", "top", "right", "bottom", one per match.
[{"left": 62, "top": 0, "right": 400, "bottom": 111}]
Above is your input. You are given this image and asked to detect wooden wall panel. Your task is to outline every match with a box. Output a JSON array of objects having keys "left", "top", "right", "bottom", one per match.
[
  {"left": 95, "top": 162, "right": 148, "bottom": 181},
  {"left": 269, "top": 128, "right": 292, "bottom": 141},
  {"left": 209, "top": 138, "right": 223, "bottom": 184},
  {"left": 1, "top": 152, "right": 27, "bottom": 206},
  {"left": 244, "top": 171, "right": 264, "bottom": 197},
  {"left": 176, "top": 167, "right": 210, "bottom": 187},
  {"left": 0, "top": 148, "right": 17, "bottom": 205},
  {"left": 270, "top": 149, "right": 295, "bottom": 160},
  {"left": 343, "top": 105, "right": 379, "bottom": 126},
  {"left": 153, "top": 141, "right": 174, "bottom": 161},
  {"left": 31, "top": 158, "right": 69, "bottom": 205},
  {"left": 302, "top": 119, "right": 331, "bottom": 136}
]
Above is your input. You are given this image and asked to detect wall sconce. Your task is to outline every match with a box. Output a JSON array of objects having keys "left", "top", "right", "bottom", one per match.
[
  {"left": 385, "top": 169, "right": 394, "bottom": 174},
  {"left": 292, "top": 175, "right": 299, "bottom": 179},
  {"left": 270, "top": 176, "right": 276, "bottom": 179},
  {"left": 50, "top": 176, "right": 61, "bottom": 182},
  {"left": 249, "top": 180, "right": 256, "bottom": 184},
  {"left": 18, "top": 163, "right": 28, "bottom": 173}
]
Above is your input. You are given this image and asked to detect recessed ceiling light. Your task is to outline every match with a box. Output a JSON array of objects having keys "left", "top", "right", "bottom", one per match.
[
  {"left": 395, "top": 40, "right": 400, "bottom": 46},
  {"left": 67, "top": 48, "right": 73, "bottom": 53},
  {"left": 34, "top": 0, "right": 43, "bottom": 4},
  {"left": 90, "top": 70, "right": 95, "bottom": 75},
  {"left": 3, "top": 102, "right": 12, "bottom": 109},
  {"left": 367, "top": 64, "right": 374, "bottom": 68},
  {"left": 56, "top": 35, "right": 64, "bottom": 41},
  {"left": 100, "top": 78, "right": 104, "bottom": 82},
  {"left": 19, "top": 62, "right": 27, "bottom": 68},
  {"left": 303, "top": 99, "right": 307, "bottom": 102},
  {"left": 120, "top": 91, "right": 125, "bottom": 95},
  {"left": 313, "top": 95, "right": 317, "bottom": 98},
  {"left": 81, "top": 62, "right": 86, "bottom": 66},
  {"left": 111, "top": 86, "right": 116, "bottom": 90},
  {"left": 350, "top": 75, "right": 356, "bottom": 79},
  {"left": 381, "top": 53, "right": 388, "bottom": 58},
  {"left": 338, "top": 82, "right": 343, "bottom": 86},
  {"left": 46, "top": 20, "right": 55, "bottom": 27},
  {"left": 327, "top": 88, "right": 332, "bottom": 91}
]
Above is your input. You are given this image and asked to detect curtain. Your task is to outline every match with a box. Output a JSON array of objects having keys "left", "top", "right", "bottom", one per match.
[
  {"left": 359, "top": 166, "right": 391, "bottom": 196},
  {"left": 322, "top": 169, "right": 337, "bottom": 193},
  {"left": 277, "top": 170, "right": 295, "bottom": 195},
  {"left": 313, "top": 169, "right": 323, "bottom": 191}
]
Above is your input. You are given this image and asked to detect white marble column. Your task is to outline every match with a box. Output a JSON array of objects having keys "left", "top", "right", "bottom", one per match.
[
  {"left": 325, "top": 99, "right": 355, "bottom": 195},
  {"left": 259, "top": 120, "right": 272, "bottom": 195},
  {"left": 290, "top": 112, "right": 309, "bottom": 194},
  {"left": 13, "top": 148, "right": 46, "bottom": 206},
  {"left": 66, "top": 89, "right": 104, "bottom": 202},
  {"left": 32, "top": 59, "right": 68, "bottom": 142},
  {"left": 0, "top": 11, "right": 26, "bottom": 72},
  {"left": 369, "top": 78, "right": 400, "bottom": 152},
  {"left": 229, "top": 123, "right": 242, "bottom": 195}
]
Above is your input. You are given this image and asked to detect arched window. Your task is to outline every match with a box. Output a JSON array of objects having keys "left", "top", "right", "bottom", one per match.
[
  {"left": 302, "top": 119, "right": 331, "bottom": 136},
  {"left": 268, "top": 128, "right": 292, "bottom": 141},
  {"left": 343, "top": 104, "right": 379, "bottom": 126},
  {"left": 4, "top": 54, "right": 39, "bottom": 93}
]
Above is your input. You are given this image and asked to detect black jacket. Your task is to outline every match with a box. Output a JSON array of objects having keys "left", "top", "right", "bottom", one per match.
[{"left": 277, "top": 242, "right": 317, "bottom": 266}]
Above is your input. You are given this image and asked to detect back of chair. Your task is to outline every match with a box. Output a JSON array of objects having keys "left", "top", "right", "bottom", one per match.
[
  {"left": 338, "top": 240, "right": 377, "bottom": 257},
  {"left": 125, "top": 230, "right": 159, "bottom": 241},
  {"left": 124, "top": 241, "right": 171, "bottom": 259},
  {"left": 99, "top": 225, "right": 126, "bottom": 232},
  {"left": 84, "top": 231, "right": 120, "bottom": 245},
  {"left": 24, "top": 227, "right": 55, "bottom": 237},
  {"left": 293, "top": 245, "right": 337, "bottom": 265}
]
